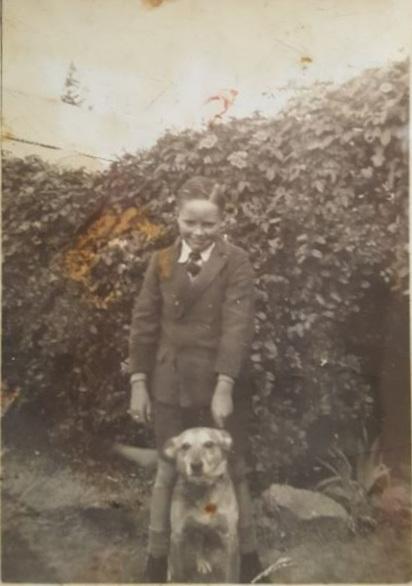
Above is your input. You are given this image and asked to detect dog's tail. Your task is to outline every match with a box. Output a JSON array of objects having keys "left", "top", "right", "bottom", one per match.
[{"left": 112, "top": 443, "right": 158, "bottom": 468}]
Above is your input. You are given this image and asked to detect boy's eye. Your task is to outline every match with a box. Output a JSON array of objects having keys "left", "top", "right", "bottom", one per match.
[
  {"left": 204, "top": 441, "right": 215, "bottom": 449},
  {"left": 181, "top": 442, "right": 191, "bottom": 451}
]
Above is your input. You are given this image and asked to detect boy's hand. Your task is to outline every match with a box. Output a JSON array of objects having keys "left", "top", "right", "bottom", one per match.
[
  {"left": 211, "top": 377, "right": 234, "bottom": 428},
  {"left": 130, "top": 381, "right": 152, "bottom": 424}
]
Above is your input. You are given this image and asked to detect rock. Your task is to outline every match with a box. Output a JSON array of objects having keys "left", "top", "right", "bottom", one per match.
[
  {"left": 261, "top": 484, "right": 350, "bottom": 540},
  {"left": 263, "top": 484, "right": 349, "bottom": 521}
]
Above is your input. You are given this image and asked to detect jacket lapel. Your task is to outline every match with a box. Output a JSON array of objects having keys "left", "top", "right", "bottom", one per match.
[
  {"left": 161, "top": 238, "right": 228, "bottom": 317},
  {"left": 183, "top": 238, "right": 228, "bottom": 311},
  {"left": 158, "top": 239, "right": 191, "bottom": 317}
]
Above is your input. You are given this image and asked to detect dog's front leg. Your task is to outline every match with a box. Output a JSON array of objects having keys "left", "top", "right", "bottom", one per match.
[
  {"left": 184, "top": 528, "right": 211, "bottom": 577},
  {"left": 195, "top": 533, "right": 212, "bottom": 577}
]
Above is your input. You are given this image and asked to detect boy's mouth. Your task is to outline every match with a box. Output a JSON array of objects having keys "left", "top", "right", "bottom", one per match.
[{"left": 190, "top": 237, "right": 212, "bottom": 250}]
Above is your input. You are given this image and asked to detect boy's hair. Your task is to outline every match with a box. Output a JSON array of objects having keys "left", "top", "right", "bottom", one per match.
[{"left": 177, "top": 176, "right": 225, "bottom": 212}]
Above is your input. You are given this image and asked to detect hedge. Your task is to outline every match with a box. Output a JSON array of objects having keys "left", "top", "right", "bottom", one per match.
[{"left": 2, "top": 59, "right": 408, "bottom": 483}]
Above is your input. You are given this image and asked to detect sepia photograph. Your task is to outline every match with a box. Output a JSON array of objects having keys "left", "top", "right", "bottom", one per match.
[{"left": 1, "top": 0, "right": 411, "bottom": 583}]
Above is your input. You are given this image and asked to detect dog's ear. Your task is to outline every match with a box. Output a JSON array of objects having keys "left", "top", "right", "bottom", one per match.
[
  {"left": 162, "top": 436, "right": 179, "bottom": 461},
  {"left": 215, "top": 429, "right": 233, "bottom": 452}
]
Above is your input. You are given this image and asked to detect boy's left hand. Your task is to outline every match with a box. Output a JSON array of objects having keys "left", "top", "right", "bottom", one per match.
[{"left": 211, "top": 379, "right": 234, "bottom": 427}]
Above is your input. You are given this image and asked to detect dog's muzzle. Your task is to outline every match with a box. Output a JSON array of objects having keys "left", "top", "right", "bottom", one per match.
[{"left": 190, "top": 461, "right": 203, "bottom": 476}]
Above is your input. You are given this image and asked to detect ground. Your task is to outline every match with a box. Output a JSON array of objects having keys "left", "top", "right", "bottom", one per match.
[{"left": 2, "top": 408, "right": 411, "bottom": 583}]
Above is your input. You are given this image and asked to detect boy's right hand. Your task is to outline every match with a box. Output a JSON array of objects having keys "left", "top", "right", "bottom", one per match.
[{"left": 129, "top": 382, "right": 152, "bottom": 424}]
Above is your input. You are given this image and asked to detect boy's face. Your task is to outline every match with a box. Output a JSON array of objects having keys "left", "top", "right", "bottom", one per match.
[{"left": 177, "top": 198, "right": 222, "bottom": 252}]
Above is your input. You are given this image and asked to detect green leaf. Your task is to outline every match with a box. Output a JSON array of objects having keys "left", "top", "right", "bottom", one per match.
[
  {"left": 371, "top": 147, "right": 385, "bottom": 167},
  {"left": 264, "top": 340, "right": 278, "bottom": 358},
  {"left": 380, "top": 128, "right": 391, "bottom": 146},
  {"left": 266, "top": 167, "right": 277, "bottom": 181}
]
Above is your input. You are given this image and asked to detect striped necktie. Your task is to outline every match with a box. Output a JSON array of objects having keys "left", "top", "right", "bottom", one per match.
[{"left": 186, "top": 250, "right": 202, "bottom": 277}]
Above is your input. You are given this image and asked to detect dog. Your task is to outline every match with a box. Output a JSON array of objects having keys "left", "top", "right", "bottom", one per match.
[{"left": 163, "top": 427, "right": 239, "bottom": 583}]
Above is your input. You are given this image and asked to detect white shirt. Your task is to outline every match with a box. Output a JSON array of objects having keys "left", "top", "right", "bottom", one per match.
[{"left": 177, "top": 240, "right": 215, "bottom": 264}]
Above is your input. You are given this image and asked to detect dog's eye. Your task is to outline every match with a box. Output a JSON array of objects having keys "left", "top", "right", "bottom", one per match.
[
  {"left": 204, "top": 441, "right": 215, "bottom": 449},
  {"left": 181, "top": 442, "right": 191, "bottom": 451}
]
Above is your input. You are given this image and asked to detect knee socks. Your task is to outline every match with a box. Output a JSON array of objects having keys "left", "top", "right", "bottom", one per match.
[
  {"left": 235, "top": 478, "right": 258, "bottom": 554},
  {"left": 148, "top": 459, "right": 176, "bottom": 558}
]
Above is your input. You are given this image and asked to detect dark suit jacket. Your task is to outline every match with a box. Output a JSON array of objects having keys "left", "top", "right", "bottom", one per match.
[{"left": 129, "top": 237, "right": 255, "bottom": 407}]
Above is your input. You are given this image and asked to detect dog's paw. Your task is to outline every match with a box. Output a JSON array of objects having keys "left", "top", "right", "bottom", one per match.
[{"left": 197, "top": 557, "right": 212, "bottom": 575}]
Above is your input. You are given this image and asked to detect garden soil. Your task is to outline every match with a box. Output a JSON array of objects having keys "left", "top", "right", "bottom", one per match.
[{"left": 2, "top": 409, "right": 411, "bottom": 583}]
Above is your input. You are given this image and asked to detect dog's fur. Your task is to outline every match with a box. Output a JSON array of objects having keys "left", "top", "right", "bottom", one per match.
[{"left": 164, "top": 427, "right": 239, "bottom": 583}]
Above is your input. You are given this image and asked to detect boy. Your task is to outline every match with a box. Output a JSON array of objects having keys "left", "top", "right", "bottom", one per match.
[{"left": 129, "top": 176, "right": 262, "bottom": 582}]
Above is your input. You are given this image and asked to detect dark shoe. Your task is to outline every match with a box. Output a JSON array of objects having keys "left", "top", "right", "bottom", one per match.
[
  {"left": 240, "top": 551, "right": 269, "bottom": 583},
  {"left": 143, "top": 554, "right": 168, "bottom": 583}
]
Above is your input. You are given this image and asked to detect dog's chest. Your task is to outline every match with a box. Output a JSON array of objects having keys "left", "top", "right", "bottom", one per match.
[
  {"left": 169, "top": 474, "right": 240, "bottom": 582},
  {"left": 171, "top": 479, "right": 238, "bottom": 533},
  {"left": 187, "top": 499, "right": 228, "bottom": 529}
]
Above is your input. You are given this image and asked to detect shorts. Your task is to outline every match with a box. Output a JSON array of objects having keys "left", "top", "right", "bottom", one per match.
[{"left": 153, "top": 398, "right": 250, "bottom": 460}]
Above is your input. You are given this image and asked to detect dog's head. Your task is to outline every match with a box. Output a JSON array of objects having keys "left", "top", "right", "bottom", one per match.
[{"left": 163, "top": 427, "right": 232, "bottom": 484}]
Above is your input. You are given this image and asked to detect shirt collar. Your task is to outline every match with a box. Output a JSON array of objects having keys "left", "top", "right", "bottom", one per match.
[{"left": 178, "top": 240, "right": 215, "bottom": 263}]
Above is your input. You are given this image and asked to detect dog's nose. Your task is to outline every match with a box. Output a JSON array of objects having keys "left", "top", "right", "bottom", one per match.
[{"left": 190, "top": 461, "right": 203, "bottom": 475}]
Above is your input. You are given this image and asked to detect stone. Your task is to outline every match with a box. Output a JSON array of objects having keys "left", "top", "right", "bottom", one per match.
[
  {"left": 261, "top": 484, "right": 351, "bottom": 540},
  {"left": 263, "top": 484, "right": 349, "bottom": 521}
]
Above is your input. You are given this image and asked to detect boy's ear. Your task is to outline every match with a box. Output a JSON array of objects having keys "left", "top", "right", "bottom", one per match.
[
  {"left": 214, "top": 429, "right": 233, "bottom": 452},
  {"left": 163, "top": 436, "right": 179, "bottom": 461}
]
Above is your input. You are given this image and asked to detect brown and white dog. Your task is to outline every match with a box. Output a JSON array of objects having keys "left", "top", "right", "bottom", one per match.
[{"left": 164, "top": 427, "right": 239, "bottom": 583}]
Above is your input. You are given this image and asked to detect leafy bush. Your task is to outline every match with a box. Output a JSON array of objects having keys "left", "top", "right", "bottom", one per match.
[{"left": 2, "top": 60, "right": 408, "bottom": 483}]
